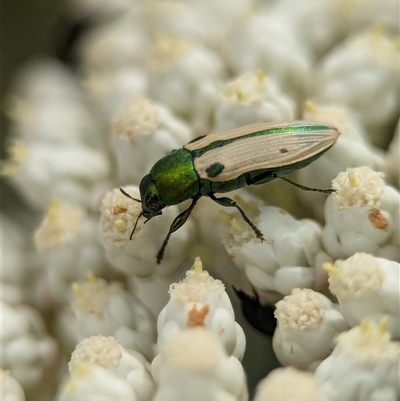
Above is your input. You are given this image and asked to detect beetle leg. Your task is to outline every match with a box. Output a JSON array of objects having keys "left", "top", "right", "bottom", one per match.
[
  {"left": 208, "top": 193, "right": 265, "bottom": 241},
  {"left": 276, "top": 176, "right": 336, "bottom": 194},
  {"left": 157, "top": 196, "right": 200, "bottom": 263}
]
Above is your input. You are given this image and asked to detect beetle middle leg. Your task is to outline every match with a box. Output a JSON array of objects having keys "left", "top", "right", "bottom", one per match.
[
  {"left": 276, "top": 175, "right": 336, "bottom": 194},
  {"left": 157, "top": 196, "right": 200, "bottom": 263},
  {"left": 208, "top": 193, "right": 265, "bottom": 241}
]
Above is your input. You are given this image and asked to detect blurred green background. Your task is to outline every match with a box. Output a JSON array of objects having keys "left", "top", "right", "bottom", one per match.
[
  {"left": 1, "top": 0, "right": 68, "bottom": 146},
  {"left": 1, "top": 0, "right": 66, "bottom": 221}
]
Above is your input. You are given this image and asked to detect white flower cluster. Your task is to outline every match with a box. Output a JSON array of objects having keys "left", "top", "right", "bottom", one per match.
[
  {"left": 155, "top": 258, "right": 245, "bottom": 360},
  {"left": 58, "top": 335, "right": 155, "bottom": 401},
  {"left": 100, "top": 186, "right": 194, "bottom": 277},
  {"left": 151, "top": 258, "right": 247, "bottom": 401},
  {"left": 1, "top": 0, "right": 399, "bottom": 400},
  {"left": 71, "top": 273, "right": 157, "bottom": 361},
  {"left": 323, "top": 167, "right": 399, "bottom": 261}
]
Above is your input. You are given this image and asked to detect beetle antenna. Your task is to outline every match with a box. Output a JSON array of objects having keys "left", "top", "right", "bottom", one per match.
[
  {"left": 130, "top": 211, "right": 143, "bottom": 240},
  {"left": 120, "top": 187, "right": 141, "bottom": 202}
]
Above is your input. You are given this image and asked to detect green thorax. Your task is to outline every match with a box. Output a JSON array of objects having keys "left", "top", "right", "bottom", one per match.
[{"left": 150, "top": 148, "right": 199, "bottom": 205}]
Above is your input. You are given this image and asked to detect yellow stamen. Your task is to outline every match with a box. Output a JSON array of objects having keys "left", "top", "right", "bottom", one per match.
[
  {"left": 219, "top": 210, "right": 232, "bottom": 224},
  {"left": 234, "top": 194, "right": 250, "bottom": 210},
  {"left": 256, "top": 69, "right": 265, "bottom": 84},
  {"left": 114, "top": 219, "right": 127, "bottom": 232},
  {"left": 372, "top": 23, "right": 385, "bottom": 39},
  {"left": 193, "top": 256, "right": 203, "bottom": 274},
  {"left": 379, "top": 316, "right": 389, "bottom": 334},
  {"left": 82, "top": 73, "right": 109, "bottom": 96},
  {"left": 323, "top": 262, "right": 340, "bottom": 276},
  {"left": 47, "top": 198, "right": 61, "bottom": 224},
  {"left": 348, "top": 171, "right": 359, "bottom": 188},
  {"left": 235, "top": 88, "right": 245, "bottom": 102},
  {"left": 73, "top": 362, "right": 90, "bottom": 376},
  {"left": 151, "top": 32, "right": 192, "bottom": 70},
  {"left": 231, "top": 217, "right": 245, "bottom": 233},
  {"left": 360, "top": 319, "right": 370, "bottom": 335},
  {"left": 87, "top": 271, "right": 97, "bottom": 284},
  {"left": 116, "top": 200, "right": 127, "bottom": 210},
  {"left": 72, "top": 283, "right": 84, "bottom": 297},
  {"left": 0, "top": 139, "right": 29, "bottom": 176},
  {"left": 305, "top": 100, "right": 316, "bottom": 113}
]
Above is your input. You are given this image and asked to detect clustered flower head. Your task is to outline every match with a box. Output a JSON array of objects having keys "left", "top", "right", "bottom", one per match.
[{"left": 1, "top": 0, "right": 399, "bottom": 400}]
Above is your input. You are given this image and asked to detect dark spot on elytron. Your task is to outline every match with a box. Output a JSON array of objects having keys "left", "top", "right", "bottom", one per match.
[
  {"left": 188, "top": 135, "right": 206, "bottom": 144},
  {"left": 280, "top": 148, "right": 289, "bottom": 153},
  {"left": 206, "top": 162, "right": 224, "bottom": 177}
]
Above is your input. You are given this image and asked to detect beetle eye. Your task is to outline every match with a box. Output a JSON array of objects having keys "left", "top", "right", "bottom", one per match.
[{"left": 145, "top": 193, "right": 160, "bottom": 212}]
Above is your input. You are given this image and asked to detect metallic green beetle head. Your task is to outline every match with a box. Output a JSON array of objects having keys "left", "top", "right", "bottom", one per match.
[{"left": 139, "top": 174, "right": 166, "bottom": 219}]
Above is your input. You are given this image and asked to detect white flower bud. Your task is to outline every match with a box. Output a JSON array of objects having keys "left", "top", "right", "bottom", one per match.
[
  {"left": 152, "top": 328, "right": 248, "bottom": 401},
  {"left": 145, "top": 0, "right": 252, "bottom": 49},
  {"left": 111, "top": 97, "right": 192, "bottom": 184},
  {"left": 254, "top": 367, "right": 330, "bottom": 401},
  {"left": 322, "top": 167, "right": 400, "bottom": 261},
  {"left": 34, "top": 199, "right": 114, "bottom": 304},
  {"left": 189, "top": 194, "right": 251, "bottom": 293},
  {"left": 144, "top": 1, "right": 204, "bottom": 45},
  {"left": 3, "top": 59, "right": 102, "bottom": 148},
  {"left": 214, "top": 70, "right": 295, "bottom": 131},
  {"left": 1, "top": 215, "right": 37, "bottom": 305},
  {"left": 35, "top": 199, "right": 86, "bottom": 251},
  {"left": 77, "top": 11, "right": 149, "bottom": 70},
  {"left": 221, "top": 203, "right": 323, "bottom": 298},
  {"left": 259, "top": 0, "right": 342, "bottom": 57},
  {"left": 82, "top": 67, "right": 147, "bottom": 118},
  {"left": 148, "top": 34, "right": 224, "bottom": 135},
  {"left": 1, "top": 302, "right": 58, "bottom": 391},
  {"left": 315, "top": 318, "right": 400, "bottom": 401},
  {"left": 297, "top": 101, "right": 384, "bottom": 219},
  {"left": 157, "top": 257, "right": 246, "bottom": 360},
  {"left": 310, "top": 28, "right": 399, "bottom": 145},
  {"left": 1, "top": 139, "right": 110, "bottom": 210},
  {"left": 54, "top": 305, "right": 80, "bottom": 353},
  {"left": 77, "top": 12, "right": 149, "bottom": 117},
  {"left": 273, "top": 288, "right": 348, "bottom": 370},
  {"left": 324, "top": 253, "right": 400, "bottom": 338},
  {"left": 101, "top": 186, "right": 194, "bottom": 277},
  {"left": 336, "top": 0, "right": 399, "bottom": 35},
  {"left": 58, "top": 363, "right": 138, "bottom": 401},
  {"left": 1, "top": 369, "right": 26, "bottom": 401},
  {"left": 71, "top": 274, "right": 156, "bottom": 361},
  {"left": 224, "top": 12, "right": 311, "bottom": 99},
  {"left": 63, "top": 335, "right": 155, "bottom": 401}
]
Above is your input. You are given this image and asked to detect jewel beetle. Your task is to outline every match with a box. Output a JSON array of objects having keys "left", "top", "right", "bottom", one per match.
[{"left": 121, "top": 121, "right": 339, "bottom": 263}]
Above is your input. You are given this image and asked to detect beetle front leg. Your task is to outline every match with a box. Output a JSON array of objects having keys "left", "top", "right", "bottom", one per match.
[
  {"left": 156, "top": 197, "right": 199, "bottom": 264},
  {"left": 208, "top": 193, "right": 265, "bottom": 241},
  {"left": 276, "top": 175, "right": 336, "bottom": 194}
]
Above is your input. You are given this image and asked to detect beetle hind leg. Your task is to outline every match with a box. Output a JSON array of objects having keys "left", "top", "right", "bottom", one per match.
[
  {"left": 208, "top": 193, "right": 265, "bottom": 241},
  {"left": 277, "top": 175, "right": 336, "bottom": 194}
]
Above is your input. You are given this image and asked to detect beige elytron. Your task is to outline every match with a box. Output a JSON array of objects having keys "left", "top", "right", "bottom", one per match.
[{"left": 184, "top": 122, "right": 339, "bottom": 183}]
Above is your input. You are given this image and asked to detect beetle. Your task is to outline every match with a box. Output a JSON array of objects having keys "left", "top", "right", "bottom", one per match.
[{"left": 121, "top": 121, "right": 339, "bottom": 263}]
